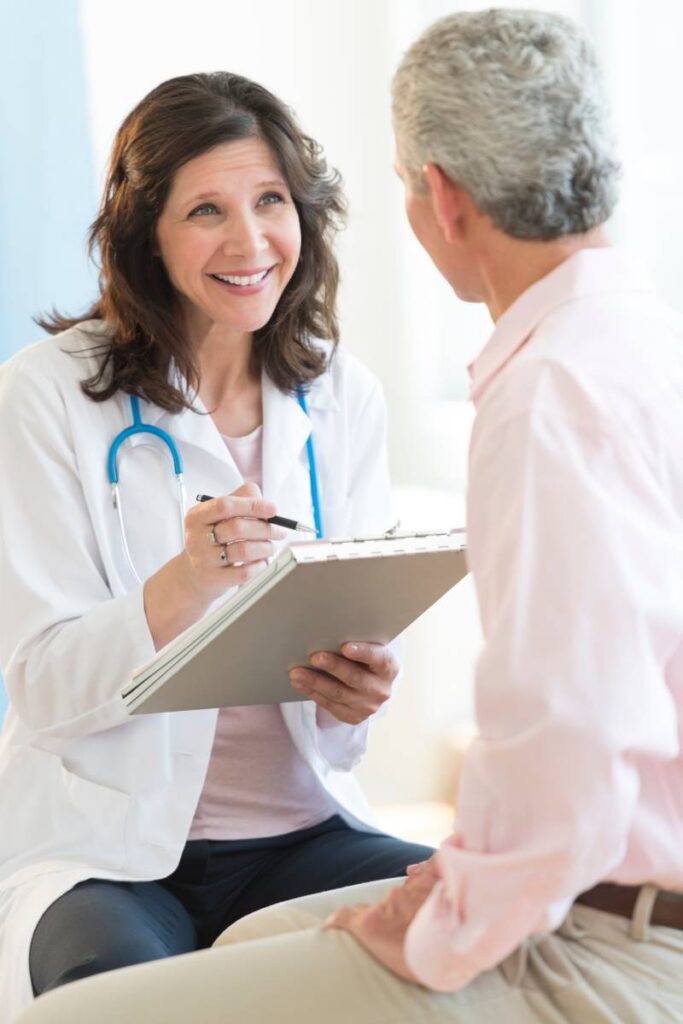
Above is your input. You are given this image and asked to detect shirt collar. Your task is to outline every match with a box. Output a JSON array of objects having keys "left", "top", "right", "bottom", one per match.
[{"left": 467, "top": 248, "right": 653, "bottom": 405}]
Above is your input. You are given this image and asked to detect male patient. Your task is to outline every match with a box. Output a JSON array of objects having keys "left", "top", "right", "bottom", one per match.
[{"left": 20, "top": 9, "right": 683, "bottom": 1024}]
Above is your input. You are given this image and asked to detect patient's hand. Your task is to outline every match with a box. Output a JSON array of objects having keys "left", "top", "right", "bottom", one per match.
[
  {"left": 288, "top": 641, "right": 399, "bottom": 725},
  {"left": 325, "top": 854, "right": 439, "bottom": 983}
]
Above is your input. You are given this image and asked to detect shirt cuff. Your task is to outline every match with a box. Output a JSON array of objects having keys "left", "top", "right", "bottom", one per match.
[{"left": 314, "top": 706, "right": 370, "bottom": 769}]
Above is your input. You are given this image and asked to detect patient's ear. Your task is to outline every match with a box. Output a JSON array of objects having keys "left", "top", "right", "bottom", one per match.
[{"left": 423, "top": 163, "right": 467, "bottom": 244}]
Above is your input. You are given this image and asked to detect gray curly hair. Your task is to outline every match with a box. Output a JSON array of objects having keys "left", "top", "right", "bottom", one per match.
[{"left": 392, "top": 8, "right": 620, "bottom": 240}]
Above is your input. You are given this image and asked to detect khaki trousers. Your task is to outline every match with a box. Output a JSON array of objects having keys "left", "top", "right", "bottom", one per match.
[{"left": 17, "top": 879, "right": 683, "bottom": 1024}]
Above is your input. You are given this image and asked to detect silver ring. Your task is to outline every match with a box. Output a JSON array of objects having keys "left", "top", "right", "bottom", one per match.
[
  {"left": 208, "top": 526, "right": 218, "bottom": 546},
  {"left": 219, "top": 545, "right": 229, "bottom": 566}
]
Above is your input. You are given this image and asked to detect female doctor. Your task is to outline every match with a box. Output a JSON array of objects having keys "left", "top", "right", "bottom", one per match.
[{"left": 0, "top": 72, "right": 431, "bottom": 1016}]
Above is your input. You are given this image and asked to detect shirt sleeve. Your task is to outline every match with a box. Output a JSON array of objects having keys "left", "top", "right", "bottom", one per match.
[
  {"left": 404, "top": 370, "right": 680, "bottom": 990},
  {"left": 0, "top": 355, "right": 156, "bottom": 739}
]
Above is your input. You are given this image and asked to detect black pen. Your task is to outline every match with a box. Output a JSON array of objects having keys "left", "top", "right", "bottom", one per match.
[{"left": 196, "top": 494, "right": 317, "bottom": 534}]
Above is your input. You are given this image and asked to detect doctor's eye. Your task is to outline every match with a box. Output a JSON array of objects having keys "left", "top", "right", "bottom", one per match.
[
  {"left": 257, "top": 192, "right": 286, "bottom": 206},
  {"left": 188, "top": 202, "right": 219, "bottom": 218}
]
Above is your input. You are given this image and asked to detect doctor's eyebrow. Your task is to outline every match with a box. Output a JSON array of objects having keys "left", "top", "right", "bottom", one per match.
[{"left": 184, "top": 180, "right": 289, "bottom": 205}]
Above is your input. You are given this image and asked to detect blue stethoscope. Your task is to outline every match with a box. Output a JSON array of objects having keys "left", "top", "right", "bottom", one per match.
[{"left": 107, "top": 389, "right": 323, "bottom": 583}]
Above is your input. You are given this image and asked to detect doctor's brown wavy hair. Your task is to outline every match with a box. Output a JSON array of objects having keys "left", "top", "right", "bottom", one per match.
[{"left": 39, "top": 72, "right": 346, "bottom": 411}]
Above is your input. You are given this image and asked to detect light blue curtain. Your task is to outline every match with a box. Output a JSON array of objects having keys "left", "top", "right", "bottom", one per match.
[{"left": 0, "top": 0, "right": 96, "bottom": 723}]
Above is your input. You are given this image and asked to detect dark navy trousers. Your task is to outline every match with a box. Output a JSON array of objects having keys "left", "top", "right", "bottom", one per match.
[{"left": 29, "top": 815, "right": 433, "bottom": 995}]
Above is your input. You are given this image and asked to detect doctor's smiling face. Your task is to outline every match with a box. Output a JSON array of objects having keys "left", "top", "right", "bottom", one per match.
[
  {"left": 156, "top": 137, "right": 302, "bottom": 343},
  {"left": 42, "top": 72, "right": 345, "bottom": 408}
]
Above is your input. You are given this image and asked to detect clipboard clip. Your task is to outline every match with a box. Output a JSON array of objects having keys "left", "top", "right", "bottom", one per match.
[{"left": 321, "top": 524, "right": 464, "bottom": 545}]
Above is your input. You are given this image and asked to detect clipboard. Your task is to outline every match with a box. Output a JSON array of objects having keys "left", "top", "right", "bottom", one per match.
[{"left": 123, "top": 528, "right": 468, "bottom": 714}]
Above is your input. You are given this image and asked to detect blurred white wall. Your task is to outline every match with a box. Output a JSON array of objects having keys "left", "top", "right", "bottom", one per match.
[{"left": 78, "top": 0, "right": 683, "bottom": 815}]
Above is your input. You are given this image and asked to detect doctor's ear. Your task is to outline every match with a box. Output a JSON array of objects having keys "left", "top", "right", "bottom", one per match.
[{"left": 423, "top": 163, "right": 468, "bottom": 244}]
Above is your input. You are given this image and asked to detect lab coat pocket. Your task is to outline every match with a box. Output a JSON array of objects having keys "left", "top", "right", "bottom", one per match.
[
  {"left": 0, "top": 745, "right": 129, "bottom": 873},
  {"left": 59, "top": 759, "right": 131, "bottom": 870}
]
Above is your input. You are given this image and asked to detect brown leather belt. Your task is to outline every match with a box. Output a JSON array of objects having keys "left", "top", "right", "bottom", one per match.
[{"left": 576, "top": 883, "right": 683, "bottom": 931}]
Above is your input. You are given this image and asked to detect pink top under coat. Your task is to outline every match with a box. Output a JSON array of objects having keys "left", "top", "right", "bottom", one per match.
[{"left": 188, "top": 424, "right": 334, "bottom": 840}]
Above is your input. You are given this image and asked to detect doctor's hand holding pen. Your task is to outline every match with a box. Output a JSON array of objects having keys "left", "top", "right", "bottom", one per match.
[
  {"left": 185, "top": 483, "right": 287, "bottom": 593},
  {"left": 143, "top": 481, "right": 399, "bottom": 724},
  {"left": 143, "top": 482, "right": 285, "bottom": 651}
]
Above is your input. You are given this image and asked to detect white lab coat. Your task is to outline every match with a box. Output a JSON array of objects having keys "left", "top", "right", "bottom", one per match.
[{"left": 0, "top": 322, "right": 393, "bottom": 1018}]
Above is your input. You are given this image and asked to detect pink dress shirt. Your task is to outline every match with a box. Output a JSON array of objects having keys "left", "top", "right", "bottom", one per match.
[{"left": 405, "top": 249, "right": 683, "bottom": 991}]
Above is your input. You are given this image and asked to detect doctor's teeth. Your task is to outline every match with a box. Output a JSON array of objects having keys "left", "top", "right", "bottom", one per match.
[{"left": 213, "top": 270, "right": 269, "bottom": 286}]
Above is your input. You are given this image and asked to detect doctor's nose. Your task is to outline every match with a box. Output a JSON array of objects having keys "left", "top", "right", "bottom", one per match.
[{"left": 220, "top": 211, "right": 268, "bottom": 261}]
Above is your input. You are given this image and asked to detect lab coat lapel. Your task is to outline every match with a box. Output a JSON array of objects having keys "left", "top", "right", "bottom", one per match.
[
  {"left": 138, "top": 392, "right": 243, "bottom": 492},
  {"left": 261, "top": 370, "right": 311, "bottom": 503},
  {"left": 152, "top": 395, "right": 228, "bottom": 465}
]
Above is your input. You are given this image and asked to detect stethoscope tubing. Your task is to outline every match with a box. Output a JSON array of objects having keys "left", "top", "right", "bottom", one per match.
[
  {"left": 107, "top": 395, "right": 183, "bottom": 483},
  {"left": 296, "top": 390, "right": 323, "bottom": 540}
]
